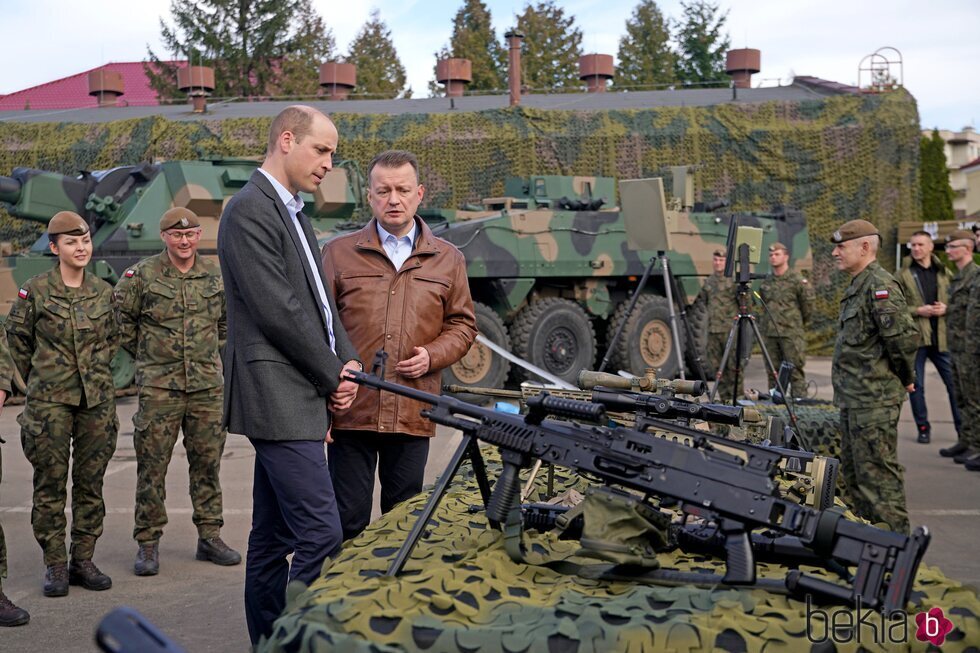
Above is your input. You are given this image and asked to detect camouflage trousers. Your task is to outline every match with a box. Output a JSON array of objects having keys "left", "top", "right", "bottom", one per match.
[
  {"left": 18, "top": 397, "right": 118, "bottom": 565},
  {"left": 133, "top": 385, "right": 226, "bottom": 543},
  {"left": 707, "top": 331, "right": 745, "bottom": 402},
  {"left": 950, "top": 351, "right": 980, "bottom": 449},
  {"left": 760, "top": 334, "right": 807, "bottom": 398},
  {"left": 839, "top": 404, "right": 909, "bottom": 534},
  {"left": 0, "top": 443, "right": 6, "bottom": 584}
]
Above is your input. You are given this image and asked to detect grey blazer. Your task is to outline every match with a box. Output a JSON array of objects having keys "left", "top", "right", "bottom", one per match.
[{"left": 217, "top": 170, "right": 359, "bottom": 441}]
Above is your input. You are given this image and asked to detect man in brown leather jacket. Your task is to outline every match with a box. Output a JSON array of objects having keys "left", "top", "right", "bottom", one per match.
[{"left": 322, "top": 150, "right": 477, "bottom": 541}]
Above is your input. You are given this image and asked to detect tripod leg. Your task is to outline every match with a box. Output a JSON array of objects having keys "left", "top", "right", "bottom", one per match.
[
  {"left": 598, "top": 256, "right": 657, "bottom": 373},
  {"left": 660, "top": 255, "right": 686, "bottom": 380},
  {"left": 748, "top": 318, "right": 804, "bottom": 448},
  {"left": 709, "top": 317, "right": 739, "bottom": 403},
  {"left": 386, "top": 434, "right": 477, "bottom": 576}
]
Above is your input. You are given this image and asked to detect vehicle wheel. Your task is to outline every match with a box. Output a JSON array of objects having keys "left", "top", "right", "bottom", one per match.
[
  {"left": 443, "top": 302, "right": 511, "bottom": 402},
  {"left": 511, "top": 298, "right": 597, "bottom": 385},
  {"left": 112, "top": 348, "right": 136, "bottom": 390},
  {"left": 607, "top": 294, "right": 684, "bottom": 378}
]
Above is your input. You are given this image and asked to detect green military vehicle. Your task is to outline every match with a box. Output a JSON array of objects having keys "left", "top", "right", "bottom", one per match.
[{"left": 0, "top": 160, "right": 812, "bottom": 390}]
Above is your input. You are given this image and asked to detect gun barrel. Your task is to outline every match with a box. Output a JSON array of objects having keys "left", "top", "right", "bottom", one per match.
[
  {"left": 578, "top": 370, "right": 650, "bottom": 390},
  {"left": 443, "top": 384, "right": 523, "bottom": 398},
  {"left": 0, "top": 175, "right": 21, "bottom": 205}
]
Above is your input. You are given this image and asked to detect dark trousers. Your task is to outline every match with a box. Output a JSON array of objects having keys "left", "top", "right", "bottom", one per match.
[
  {"left": 244, "top": 439, "right": 342, "bottom": 646},
  {"left": 328, "top": 430, "right": 430, "bottom": 541},
  {"left": 909, "top": 346, "right": 961, "bottom": 435}
]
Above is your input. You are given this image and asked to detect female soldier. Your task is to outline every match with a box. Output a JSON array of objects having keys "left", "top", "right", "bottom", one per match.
[{"left": 5, "top": 211, "right": 119, "bottom": 597}]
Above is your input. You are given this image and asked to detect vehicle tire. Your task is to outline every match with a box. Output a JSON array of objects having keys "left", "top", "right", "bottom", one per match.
[
  {"left": 511, "top": 298, "right": 597, "bottom": 386},
  {"left": 443, "top": 302, "right": 511, "bottom": 402},
  {"left": 607, "top": 294, "right": 684, "bottom": 378}
]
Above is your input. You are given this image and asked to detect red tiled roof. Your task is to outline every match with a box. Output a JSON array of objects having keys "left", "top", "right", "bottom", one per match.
[{"left": 0, "top": 61, "right": 184, "bottom": 111}]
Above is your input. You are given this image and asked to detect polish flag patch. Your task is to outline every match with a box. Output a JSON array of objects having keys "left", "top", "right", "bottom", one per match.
[
  {"left": 17, "top": 288, "right": 28, "bottom": 299},
  {"left": 124, "top": 269, "right": 136, "bottom": 278},
  {"left": 874, "top": 289, "right": 889, "bottom": 300}
]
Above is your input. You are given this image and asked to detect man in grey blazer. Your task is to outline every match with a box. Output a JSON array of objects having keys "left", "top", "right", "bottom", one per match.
[{"left": 217, "top": 105, "right": 361, "bottom": 646}]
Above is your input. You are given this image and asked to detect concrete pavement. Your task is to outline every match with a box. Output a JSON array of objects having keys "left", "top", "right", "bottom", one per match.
[{"left": 0, "top": 356, "right": 977, "bottom": 651}]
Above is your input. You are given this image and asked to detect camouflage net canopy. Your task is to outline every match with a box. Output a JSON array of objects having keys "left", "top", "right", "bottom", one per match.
[
  {"left": 261, "top": 450, "right": 979, "bottom": 653},
  {"left": 0, "top": 91, "right": 920, "bottom": 351}
]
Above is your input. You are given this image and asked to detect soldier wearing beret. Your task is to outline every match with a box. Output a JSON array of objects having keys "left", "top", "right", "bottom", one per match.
[
  {"left": 692, "top": 249, "right": 743, "bottom": 402},
  {"left": 830, "top": 219, "right": 918, "bottom": 532},
  {"left": 758, "top": 242, "right": 813, "bottom": 398},
  {"left": 114, "top": 207, "right": 240, "bottom": 576},
  {"left": 941, "top": 229, "right": 980, "bottom": 470},
  {"left": 4, "top": 211, "right": 118, "bottom": 596},
  {"left": 0, "top": 330, "right": 29, "bottom": 626}
]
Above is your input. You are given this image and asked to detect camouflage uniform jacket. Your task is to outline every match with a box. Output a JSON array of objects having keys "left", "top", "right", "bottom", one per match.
[
  {"left": 946, "top": 260, "right": 978, "bottom": 355},
  {"left": 114, "top": 251, "right": 225, "bottom": 392},
  {"left": 759, "top": 270, "right": 812, "bottom": 338},
  {"left": 693, "top": 273, "right": 738, "bottom": 334},
  {"left": 5, "top": 266, "right": 117, "bottom": 406},
  {"left": 832, "top": 261, "right": 917, "bottom": 408},
  {"left": 897, "top": 254, "right": 950, "bottom": 351}
]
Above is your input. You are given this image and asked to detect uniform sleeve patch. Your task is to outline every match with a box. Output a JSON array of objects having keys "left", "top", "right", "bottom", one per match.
[
  {"left": 874, "top": 289, "right": 889, "bottom": 300},
  {"left": 17, "top": 288, "right": 28, "bottom": 299},
  {"left": 124, "top": 269, "right": 136, "bottom": 278}
]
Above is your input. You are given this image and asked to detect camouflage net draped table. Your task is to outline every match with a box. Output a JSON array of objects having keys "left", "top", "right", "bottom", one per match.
[{"left": 262, "top": 451, "right": 980, "bottom": 653}]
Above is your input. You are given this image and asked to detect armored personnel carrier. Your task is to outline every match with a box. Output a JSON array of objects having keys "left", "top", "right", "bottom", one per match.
[{"left": 0, "top": 161, "right": 811, "bottom": 390}]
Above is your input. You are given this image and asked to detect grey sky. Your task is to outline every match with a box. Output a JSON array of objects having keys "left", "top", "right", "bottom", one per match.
[{"left": 0, "top": 0, "right": 976, "bottom": 130}]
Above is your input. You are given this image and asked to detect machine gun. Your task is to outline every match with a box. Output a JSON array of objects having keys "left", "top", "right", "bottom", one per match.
[
  {"left": 448, "top": 373, "right": 835, "bottom": 509},
  {"left": 350, "top": 353, "right": 929, "bottom": 612}
]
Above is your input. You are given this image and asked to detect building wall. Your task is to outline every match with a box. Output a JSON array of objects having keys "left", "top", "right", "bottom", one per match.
[{"left": 928, "top": 126, "right": 980, "bottom": 217}]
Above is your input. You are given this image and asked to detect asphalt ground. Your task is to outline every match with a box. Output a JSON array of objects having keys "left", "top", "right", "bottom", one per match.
[{"left": 0, "top": 356, "right": 977, "bottom": 651}]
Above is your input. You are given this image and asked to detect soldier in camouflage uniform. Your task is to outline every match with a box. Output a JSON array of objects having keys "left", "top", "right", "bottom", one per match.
[
  {"left": 0, "top": 330, "right": 29, "bottom": 626},
  {"left": 692, "top": 250, "right": 743, "bottom": 402},
  {"left": 759, "top": 242, "right": 813, "bottom": 398},
  {"left": 830, "top": 220, "right": 918, "bottom": 533},
  {"left": 114, "top": 207, "right": 240, "bottom": 576},
  {"left": 941, "top": 230, "right": 980, "bottom": 469},
  {"left": 5, "top": 211, "right": 118, "bottom": 597}
]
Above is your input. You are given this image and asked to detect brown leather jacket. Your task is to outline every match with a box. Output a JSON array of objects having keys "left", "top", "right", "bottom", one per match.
[{"left": 322, "top": 217, "right": 477, "bottom": 436}]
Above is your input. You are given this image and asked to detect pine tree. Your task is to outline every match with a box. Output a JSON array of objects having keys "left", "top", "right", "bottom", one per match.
[
  {"left": 145, "top": 0, "right": 335, "bottom": 99},
  {"left": 345, "top": 9, "right": 409, "bottom": 99},
  {"left": 278, "top": 6, "right": 338, "bottom": 98},
  {"left": 673, "top": 0, "right": 731, "bottom": 86},
  {"left": 514, "top": 0, "right": 583, "bottom": 91},
  {"left": 616, "top": 0, "right": 675, "bottom": 89},
  {"left": 430, "top": 0, "right": 503, "bottom": 95},
  {"left": 920, "top": 129, "right": 955, "bottom": 221}
]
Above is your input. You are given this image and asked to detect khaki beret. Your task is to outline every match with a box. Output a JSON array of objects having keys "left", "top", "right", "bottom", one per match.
[
  {"left": 769, "top": 241, "right": 788, "bottom": 253},
  {"left": 712, "top": 249, "right": 726, "bottom": 257},
  {"left": 47, "top": 211, "right": 89, "bottom": 236},
  {"left": 160, "top": 207, "right": 201, "bottom": 231},
  {"left": 829, "top": 219, "right": 879, "bottom": 244},
  {"left": 945, "top": 229, "right": 974, "bottom": 244}
]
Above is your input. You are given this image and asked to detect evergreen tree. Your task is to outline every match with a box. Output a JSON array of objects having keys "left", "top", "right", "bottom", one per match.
[
  {"left": 146, "top": 0, "right": 334, "bottom": 99},
  {"left": 278, "top": 7, "right": 337, "bottom": 97},
  {"left": 514, "top": 0, "right": 583, "bottom": 91},
  {"left": 673, "top": 0, "right": 731, "bottom": 86},
  {"left": 345, "top": 9, "right": 409, "bottom": 99},
  {"left": 430, "top": 0, "right": 503, "bottom": 95},
  {"left": 616, "top": 0, "right": 675, "bottom": 89},
  {"left": 920, "top": 129, "right": 955, "bottom": 221}
]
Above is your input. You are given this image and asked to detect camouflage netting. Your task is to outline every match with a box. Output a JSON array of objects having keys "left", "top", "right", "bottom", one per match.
[
  {"left": 0, "top": 91, "right": 920, "bottom": 351},
  {"left": 261, "top": 450, "right": 979, "bottom": 653}
]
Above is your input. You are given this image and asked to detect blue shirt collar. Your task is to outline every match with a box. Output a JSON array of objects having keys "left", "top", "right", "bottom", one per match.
[
  {"left": 376, "top": 219, "right": 417, "bottom": 246},
  {"left": 257, "top": 168, "right": 305, "bottom": 214}
]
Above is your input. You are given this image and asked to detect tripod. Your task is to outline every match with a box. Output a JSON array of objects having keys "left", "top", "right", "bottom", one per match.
[{"left": 709, "top": 243, "right": 803, "bottom": 444}]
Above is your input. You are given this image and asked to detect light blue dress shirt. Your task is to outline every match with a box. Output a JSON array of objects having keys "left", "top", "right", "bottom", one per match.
[
  {"left": 257, "top": 168, "right": 336, "bottom": 353},
  {"left": 376, "top": 220, "right": 418, "bottom": 272}
]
